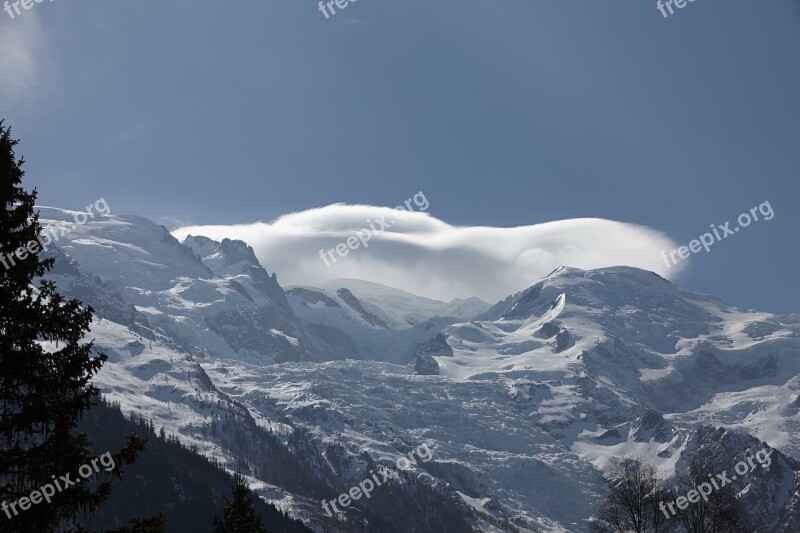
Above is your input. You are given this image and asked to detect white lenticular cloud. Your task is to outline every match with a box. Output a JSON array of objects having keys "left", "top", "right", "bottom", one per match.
[{"left": 172, "top": 204, "right": 683, "bottom": 302}]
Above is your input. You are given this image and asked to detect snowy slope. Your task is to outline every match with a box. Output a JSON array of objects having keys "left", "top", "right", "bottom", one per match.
[
  {"left": 38, "top": 209, "right": 312, "bottom": 363},
  {"left": 202, "top": 266, "right": 800, "bottom": 530},
  {"left": 36, "top": 209, "right": 800, "bottom": 531},
  {"left": 463, "top": 266, "right": 800, "bottom": 454},
  {"left": 201, "top": 357, "right": 605, "bottom": 532},
  {"left": 316, "top": 278, "right": 490, "bottom": 328},
  {"left": 285, "top": 284, "right": 453, "bottom": 363}
]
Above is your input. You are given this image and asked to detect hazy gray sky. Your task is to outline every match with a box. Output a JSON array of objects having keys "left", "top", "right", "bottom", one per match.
[{"left": 2, "top": 0, "right": 798, "bottom": 311}]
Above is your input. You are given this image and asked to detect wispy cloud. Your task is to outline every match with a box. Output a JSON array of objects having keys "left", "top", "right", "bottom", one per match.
[
  {"left": 173, "top": 204, "right": 683, "bottom": 302},
  {"left": 0, "top": 12, "right": 48, "bottom": 108}
]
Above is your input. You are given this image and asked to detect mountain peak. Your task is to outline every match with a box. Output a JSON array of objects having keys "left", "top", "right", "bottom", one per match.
[
  {"left": 216, "top": 238, "right": 261, "bottom": 268},
  {"left": 183, "top": 235, "right": 276, "bottom": 281},
  {"left": 543, "top": 265, "right": 671, "bottom": 284}
]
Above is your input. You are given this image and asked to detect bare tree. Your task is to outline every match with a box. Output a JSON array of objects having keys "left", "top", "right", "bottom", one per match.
[
  {"left": 668, "top": 449, "right": 754, "bottom": 533},
  {"left": 591, "top": 457, "right": 672, "bottom": 533}
]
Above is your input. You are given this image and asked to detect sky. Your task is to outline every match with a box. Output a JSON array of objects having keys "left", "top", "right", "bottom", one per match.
[{"left": 2, "top": 0, "right": 798, "bottom": 311}]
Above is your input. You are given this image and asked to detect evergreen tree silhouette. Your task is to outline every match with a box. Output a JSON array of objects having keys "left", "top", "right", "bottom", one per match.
[
  {"left": 0, "top": 122, "right": 146, "bottom": 532},
  {"left": 213, "top": 472, "right": 269, "bottom": 533}
]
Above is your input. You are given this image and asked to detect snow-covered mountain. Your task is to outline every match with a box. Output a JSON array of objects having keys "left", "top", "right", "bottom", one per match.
[
  {"left": 39, "top": 208, "right": 317, "bottom": 363},
  {"left": 37, "top": 208, "right": 800, "bottom": 532},
  {"left": 280, "top": 279, "right": 488, "bottom": 364},
  {"left": 284, "top": 282, "right": 461, "bottom": 363},
  {"left": 310, "top": 278, "right": 490, "bottom": 328}
]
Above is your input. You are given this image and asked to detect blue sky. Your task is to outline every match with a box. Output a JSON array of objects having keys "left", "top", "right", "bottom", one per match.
[{"left": 2, "top": 0, "right": 798, "bottom": 311}]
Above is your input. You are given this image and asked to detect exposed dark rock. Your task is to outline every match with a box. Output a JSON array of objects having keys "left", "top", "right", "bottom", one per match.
[{"left": 336, "top": 288, "right": 389, "bottom": 328}]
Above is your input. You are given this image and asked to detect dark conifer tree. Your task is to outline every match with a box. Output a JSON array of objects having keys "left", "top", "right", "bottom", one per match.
[
  {"left": 0, "top": 122, "right": 145, "bottom": 532},
  {"left": 103, "top": 513, "right": 168, "bottom": 533},
  {"left": 213, "top": 472, "right": 269, "bottom": 533}
]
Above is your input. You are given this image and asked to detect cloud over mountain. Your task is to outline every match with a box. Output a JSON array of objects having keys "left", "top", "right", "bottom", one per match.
[{"left": 172, "top": 204, "right": 682, "bottom": 302}]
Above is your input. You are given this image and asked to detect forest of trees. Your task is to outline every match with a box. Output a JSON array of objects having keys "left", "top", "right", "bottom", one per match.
[{"left": 80, "top": 399, "right": 310, "bottom": 533}]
